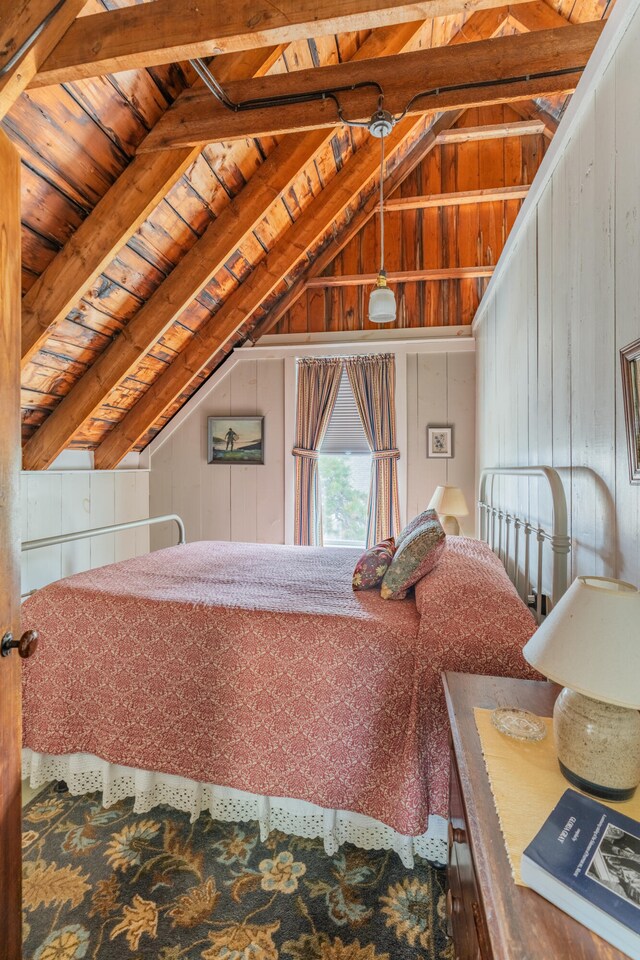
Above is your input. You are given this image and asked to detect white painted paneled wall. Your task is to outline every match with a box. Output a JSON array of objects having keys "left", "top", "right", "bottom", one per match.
[
  {"left": 407, "top": 351, "right": 476, "bottom": 535},
  {"left": 150, "top": 358, "right": 286, "bottom": 546},
  {"left": 149, "top": 343, "right": 475, "bottom": 547},
  {"left": 475, "top": 0, "right": 640, "bottom": 585},
  {"left": 21, "top": 471, "right": 150, "bottom": 595}
]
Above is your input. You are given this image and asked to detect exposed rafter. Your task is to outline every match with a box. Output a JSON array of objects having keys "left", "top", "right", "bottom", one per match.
[
  {"left": 32, "top": 0, "right": 536, "bottom": 87},
  {"left": 21, "top": 19, "right": 428, "bottom": 469},
  {"left": 20, "top": 46, "right": 284, "bottom": 368},
  {"left": 0, "top": 0, "right": 86, "bottom": 120},
  {"left": 435, "top": 119, "right": 545, "bottom": 142},
  {"left": 507, "top": 0, "right": 572, "bottom": 31},
  {"left": 138, "top": 23, "right": 602, "bottom": 148},
  {"left": 306, "top": 266, "right": 495, "bottom": 285},
  {"left": 509, "top": 99, "right": 560, "bottom": 139},
  {"left": 385, "top": 184, "right": 530, "bottom": 209}
]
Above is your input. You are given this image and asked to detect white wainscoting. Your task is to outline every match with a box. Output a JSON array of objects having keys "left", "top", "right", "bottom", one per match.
[
  {"left": 149, "top": 335, "right": 476, "bottom": 548},
  {"left": 21, "top": 471, "right": 150, "bottom": 596},
  {"left": 474, "top": 0, "right": 640, "bottom": 586}
]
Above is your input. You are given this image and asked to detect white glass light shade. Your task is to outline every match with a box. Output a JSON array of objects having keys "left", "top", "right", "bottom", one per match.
[
  {"left": 368, "top": 281, "right": 396, "bottom": 324},
  {"left": 523, "top": 576, "right": 640, "bottom": 709},
  {"left": 428, "top": 484, "right": 469, "bottom": 517}
]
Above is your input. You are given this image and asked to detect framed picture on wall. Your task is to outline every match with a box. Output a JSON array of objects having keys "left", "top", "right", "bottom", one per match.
[
  {"left": 207, "top": 416, "right": 264, "bottom": 464},
  {"left": 620, "top": 338, "right": 640, "bottom": 484},
  {"left": 427, "top": 426, "right": 453, "bottom": 459}
]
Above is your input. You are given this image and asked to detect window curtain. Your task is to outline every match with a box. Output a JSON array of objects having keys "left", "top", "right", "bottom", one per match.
[
  {"left": 292, "top": 357, "right": 343, "bottom": 546},
  {"left": 345, "top": 354, "right": 401, "bottom": 547}
]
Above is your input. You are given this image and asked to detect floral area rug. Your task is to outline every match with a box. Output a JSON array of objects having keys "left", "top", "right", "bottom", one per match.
[{"left": 22, "top": 787, "right": 452, "bottom": 960}]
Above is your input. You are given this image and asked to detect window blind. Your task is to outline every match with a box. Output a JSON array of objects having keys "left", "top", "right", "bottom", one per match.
[{"left": 320, "top": 367, "right": 370, "bottom": 455}]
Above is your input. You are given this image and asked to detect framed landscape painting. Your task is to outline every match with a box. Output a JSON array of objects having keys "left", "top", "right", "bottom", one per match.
[{"left": 207, "top": 416, "right": 264, "bottom": 464}]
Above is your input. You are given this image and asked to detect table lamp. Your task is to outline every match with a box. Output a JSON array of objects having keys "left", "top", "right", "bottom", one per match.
[
  {"left": 428, "top": 484, "right": 468, "bottom": 535},
  {"left": 523, "top": 576, "right": 640, "bottom": 801}
]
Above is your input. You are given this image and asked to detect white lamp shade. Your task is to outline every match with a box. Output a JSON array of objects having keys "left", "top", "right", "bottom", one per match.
[
  {"left": 523, "top": 576, "right": 640, "bottom": 709},
  {"left": 368, "top": 284, "right": 396, "bottom": 324},
  {"left": 428, "top": 484, "right": 469, "bottom": 517}
]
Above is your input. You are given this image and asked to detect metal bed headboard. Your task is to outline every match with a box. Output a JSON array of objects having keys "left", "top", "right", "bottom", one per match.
[
  {"left": 21, "top": 513, "right": 186, "bottom": 599},
  {"left": 478, "top": 467, "right": 571, "bottom": 622}
]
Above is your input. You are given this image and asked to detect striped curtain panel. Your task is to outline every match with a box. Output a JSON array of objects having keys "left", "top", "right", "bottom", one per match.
[
  {"left": 345, "top": 354, "right": 401, "bottom": 547},
  {"left": 293, "top": 357, "right": 343, "bottom": 546}
]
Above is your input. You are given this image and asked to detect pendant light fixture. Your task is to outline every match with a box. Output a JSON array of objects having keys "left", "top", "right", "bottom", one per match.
[{"left": 368, "top": 110, "right": 396, "bottom": 325}]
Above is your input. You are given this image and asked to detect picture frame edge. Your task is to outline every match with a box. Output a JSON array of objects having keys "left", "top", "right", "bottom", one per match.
[{"left": 620, "top": 339, "right": 640, "bottom": 485}]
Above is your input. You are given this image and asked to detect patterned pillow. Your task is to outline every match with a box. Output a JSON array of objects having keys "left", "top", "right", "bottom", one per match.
[
  {"left": 352, "top": 538, "right": 396, "bottom": 591},
  {"left": 395, "top": 508, "right": 440, "bottom": 550},
  {"left": 380, "top": 516, "right": 446, "bottom": 599}
]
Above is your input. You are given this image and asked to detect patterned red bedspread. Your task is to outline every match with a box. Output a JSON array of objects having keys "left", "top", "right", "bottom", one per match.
[{"left": 21, "top": 538, "right": 537, "bottom": 835}]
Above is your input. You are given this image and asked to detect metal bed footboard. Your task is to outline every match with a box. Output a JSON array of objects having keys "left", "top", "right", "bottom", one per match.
[
  {"left": 478, "top": 467, "right": 571, "bottom": 622},
  {"left": 21, "top": 513, "right": 186, "bottom": 599}
]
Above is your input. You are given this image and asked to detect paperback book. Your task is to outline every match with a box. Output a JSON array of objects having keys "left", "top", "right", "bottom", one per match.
[{"left": 521, "top": 788, "right": 640, "bottom": 959}]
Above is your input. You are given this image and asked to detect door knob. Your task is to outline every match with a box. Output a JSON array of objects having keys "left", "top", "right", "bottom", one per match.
[{"left": 1, "top": 629, "right": 39, "bottom": 658}]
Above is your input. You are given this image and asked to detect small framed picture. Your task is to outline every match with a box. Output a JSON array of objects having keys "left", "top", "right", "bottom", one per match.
[
  {"left": 620, "top": 337, "right": 640, "bottom": 483},
  {"left": 427, "top": 426, "right": 453, "bottom": 459},
  {"left": 207, "top": 416, "right": 264, "bottom": 464}
]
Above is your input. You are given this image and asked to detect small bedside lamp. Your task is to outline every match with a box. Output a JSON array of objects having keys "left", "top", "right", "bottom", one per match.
[
  {"left": 523, "top": 577, "right": 640, "bottom": 801},
  {"left": 428, "top": 484, "right": 469, "bottom": 535}
]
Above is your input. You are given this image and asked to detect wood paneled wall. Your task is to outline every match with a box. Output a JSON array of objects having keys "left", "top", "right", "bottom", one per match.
[
  {"left": 149, "top": 345, "right": 475, "bottom": 548},
  {"left": 21, "top": 470, "right": 150, "bottom": 595},
  {"left": 273, "top": 105, "right": 548, "bottom": 335},
  {"left": 475, "top": 1, "right": 640, "bottom": 586}
]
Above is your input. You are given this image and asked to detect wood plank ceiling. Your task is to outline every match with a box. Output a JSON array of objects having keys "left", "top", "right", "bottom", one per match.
[{"left": 2, "top": 0, "right": 612, "bottom": 467}]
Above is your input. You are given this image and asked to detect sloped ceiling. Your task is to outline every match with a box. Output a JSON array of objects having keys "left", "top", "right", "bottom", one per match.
[{"left": 1, "top": 0, "right": 612, "bottom": 466}]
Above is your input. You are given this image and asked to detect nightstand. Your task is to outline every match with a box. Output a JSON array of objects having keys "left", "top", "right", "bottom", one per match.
[{"left": 442, "top": 671, "right": 631, "bottom": 960}]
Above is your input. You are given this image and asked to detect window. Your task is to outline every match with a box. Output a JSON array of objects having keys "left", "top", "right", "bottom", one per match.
[{"left": 318, "top": 367, "right": 370, "bottom": 547}]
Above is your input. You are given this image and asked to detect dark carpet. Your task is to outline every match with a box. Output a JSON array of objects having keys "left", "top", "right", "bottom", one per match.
[{"left": 22, "top": 786, "right": 452, "bottom": 959}]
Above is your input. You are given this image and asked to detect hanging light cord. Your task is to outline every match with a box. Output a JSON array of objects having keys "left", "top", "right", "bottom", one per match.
[{"left": 379, "top": 132, "right": 385, "bottom": 276}]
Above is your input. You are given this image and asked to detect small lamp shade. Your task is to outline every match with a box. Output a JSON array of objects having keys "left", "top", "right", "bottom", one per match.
[
  {"left": 368, "top": 278, "right": 396, "bottom": 324},
  {"left": 428, "top": 485, "right": 469, "bottom": 518},
  {"left": 523, "top": 577, "right": 640, "bottom": 709}
]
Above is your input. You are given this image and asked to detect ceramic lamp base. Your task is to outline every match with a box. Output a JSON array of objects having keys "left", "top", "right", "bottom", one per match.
[
  {"left": 440, "top": 514, "right": 460, "bottom": 536},
  {"left": 553, "top": 688, "right": 640, "bottom": 802}
]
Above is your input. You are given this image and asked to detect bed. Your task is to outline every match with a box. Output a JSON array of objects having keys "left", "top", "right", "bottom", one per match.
[{"left": 20, "top": 467, "right": 570, "bottom": 867}]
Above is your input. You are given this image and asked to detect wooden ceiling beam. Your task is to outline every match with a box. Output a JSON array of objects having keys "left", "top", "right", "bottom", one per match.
[
  {"left": 448, "top": 5, "right": 510, "bottom": 42},
  {"left": 435, "top": 119, "right": 545, "bottom": 142},
  {"left": 507, "top": 0, "right": 572, "bottom": 31},
  {"left": 307, "top": 266, "right": 495, "bottom": 286},
  {"left": 509, "top": 99, "right": 560, "bottom": 139},
  {"left": 385, "top": 183, "right": 530, "bottom": 209},
  {"left": 21, "top": 21, "right": 428, "bottom": 470},
  {"left": 92, "top": 116, "right": 430, "bottom": 469},
  {"left": 139, "top": 22, "right": 602, "bottom": 149},
  {"left": 32, "top": 0, "right": 536, "bottom": 87},
  {"left": 0, "top": 0, "right": 86, "bottom": 120},
  {"left": 20, "top": 45, "right": 283, "bottom": 369}
]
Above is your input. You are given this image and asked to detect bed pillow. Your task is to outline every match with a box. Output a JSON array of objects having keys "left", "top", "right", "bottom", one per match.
[
  {"left": 380, "top": 515, "right": 446, "bottom": 599},
  {"left": 395, "top": 508, "right": 440, "bottom": 550},
  {"left": 352, "top": 538, "right": 396, "bottom": 591}
]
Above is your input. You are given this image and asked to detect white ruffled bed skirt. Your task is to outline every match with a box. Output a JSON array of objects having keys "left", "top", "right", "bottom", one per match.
[{"left": 22, "top": 748, "right": 447, "bottom": 869}]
